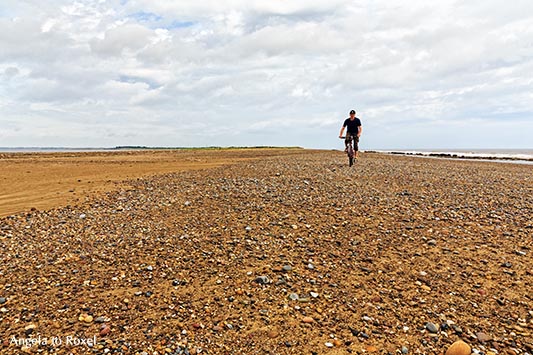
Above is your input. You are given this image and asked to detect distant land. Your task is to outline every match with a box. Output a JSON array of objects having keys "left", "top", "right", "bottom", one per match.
[{"left": 0, "top": 146, "right": 304, "bottom": 152}]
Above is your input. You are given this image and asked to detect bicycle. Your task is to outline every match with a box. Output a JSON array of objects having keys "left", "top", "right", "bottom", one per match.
[{"left": 339, "top": 136, "right": 355, "bottom": 166}]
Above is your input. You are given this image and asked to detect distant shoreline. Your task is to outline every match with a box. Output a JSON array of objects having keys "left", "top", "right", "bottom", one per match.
[{"left": 368, "top": 150, "right": 533, "bottom": 165}]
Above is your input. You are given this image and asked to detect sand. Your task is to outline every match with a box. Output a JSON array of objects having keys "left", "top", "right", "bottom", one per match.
[
  {"left": 0, "top": 148, "right": 308, "bottom": 218},
  {"left": 0, "top": 149, "right": 532, "bottom": 354}
]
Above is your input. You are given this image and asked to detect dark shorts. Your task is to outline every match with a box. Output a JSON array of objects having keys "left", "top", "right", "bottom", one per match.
[{"left": 345, "top": 133, "right": 359, "bottom": 151}]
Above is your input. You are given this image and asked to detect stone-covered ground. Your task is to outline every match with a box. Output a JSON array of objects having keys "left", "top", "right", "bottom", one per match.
[{"left": 1, "top": 151, "right": 532, "bottom": 355}]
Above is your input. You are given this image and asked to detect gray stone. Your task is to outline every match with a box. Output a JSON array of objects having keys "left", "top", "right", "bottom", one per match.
[
  {"left": 401, "top": 346, "right": 409, "bottom": 354},
  {"left": 282, "top": 265, "right": 293, "bottom": 272},
  {"left": 95, "top": 316, "right": 106, "bottom": 323},
  {"left": 0, "top": 297, "right": 5, "bottom": 305},
  {"left": 425, "top": 322, "right": 439, "bottom": 333},
  {"left": 255, "top": 276, "right": 269, "bottom": 284},
  {"left": 288, "top": 293, "right": 299, "bottom": 301}
]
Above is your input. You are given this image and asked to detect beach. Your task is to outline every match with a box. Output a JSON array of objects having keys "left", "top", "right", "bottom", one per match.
[{"left": 0, "top": 149, "right": 532, "bottom": 354}]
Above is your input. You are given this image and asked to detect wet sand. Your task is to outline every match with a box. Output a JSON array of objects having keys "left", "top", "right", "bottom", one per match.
[{"left": 0, "top": 149, "right": 532, "bottom": 354}]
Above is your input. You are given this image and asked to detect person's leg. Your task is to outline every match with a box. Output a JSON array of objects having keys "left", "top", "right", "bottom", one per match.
[
  {"left": 344, "top": 134, "right": 350, "bottom": 152},
  {"left": 354, "top": 136, "right": 359, "bottom": 159}
]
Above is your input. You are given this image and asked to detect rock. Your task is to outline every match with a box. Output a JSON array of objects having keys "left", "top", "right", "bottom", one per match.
[
  {"left": 426, "top": 322, "right": 439, "bottom": 333},
  {"left": 302, "top": 316, "right": 314, "bottom": 323},
  {"left": 24, "top": 324, "right": 36, "bottom": 335},
  {"left": 79, "top": 313, "right": 93, "bottom": 323},
  {"left": 254, "top": 276, "right": 269, "bottom": 284},
  {"left": 282, "top": 265, "right": 293, "bottom": 272},
  {"left": 79, "top": 213, "right": 86, "bottom": 219},
  {"left": 0, "top": 297, "right": 5, "bottom": 304},
  {"left": 267, "top": 330, "right": 279, "bottom": 338},
  {"left": 446, "top": 340, "right": 471, "bottom": 355},
  {"left": 172, "top": 279, "right": 186, "bottom": 286},
  {"left": 501, "top": 262, "right": 512, "bottom": 268},
  {"left": 100, "top": 325, "right": 111, "bottom": 336},
  {"left": 401, "top": 346, "right": 409, "bottom": 354},
  {"left": 310, "top": 292, "right": 319, "bottom": 298},
  {"left": 325, "top": 342, "right": 334, "bottom": 348},
  {"left": 366, "top": 345, "right": 379, "bottom": 352},
  {"left": 146, "top": 265, "right": 153, "bottom": 271},
  {"left": 288, "top": 293, "right": 299, "bottom": 301},
  {"left": 427, "top": 239, "right": 437, "bottom": 246},
  {"left": 95, "top": 316, "right": 106, "bottom": 323},
  {"left": 245, "top": 226, "right": 252, "bottom": 232},
  {"left": 476, "top": 332, "right": 491, "bottom": 342}
]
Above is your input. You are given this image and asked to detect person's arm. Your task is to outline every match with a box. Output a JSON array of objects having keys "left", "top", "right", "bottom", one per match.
[
  {"left": 339, "top": 126, "right": 345, "bottom": 138},
  {"left": 357, "top": 126, "right": 362, "bottom": 137}
]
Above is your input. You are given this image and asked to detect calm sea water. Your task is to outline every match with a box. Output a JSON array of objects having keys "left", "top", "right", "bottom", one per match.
[{"left": 373, "top": 149, "right": 533, "bottom": 165}]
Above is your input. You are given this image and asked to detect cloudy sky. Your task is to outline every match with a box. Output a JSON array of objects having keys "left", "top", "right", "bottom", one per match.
[{"left": 1, "top": 0, "right": 532, "bottom": 149}]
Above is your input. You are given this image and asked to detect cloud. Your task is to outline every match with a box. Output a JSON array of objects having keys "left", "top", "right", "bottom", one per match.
[{"left": 0, "top": 0, "right": 532, "bottom": 148}]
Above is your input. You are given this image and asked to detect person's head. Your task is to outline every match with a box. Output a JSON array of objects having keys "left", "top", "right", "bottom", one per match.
[{"left": 349, "top": 110, "right": 356, "bottom": 118}]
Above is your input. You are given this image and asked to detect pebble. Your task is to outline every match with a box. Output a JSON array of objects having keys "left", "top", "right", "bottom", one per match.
[
  {"left": 24, "top": 324, "right": 36, "bottom": 335},
  {"left": 501, "top": 262, "right": 512, "bottom": 268},
  {"left": 95, "top": 316, "right": 106, "bottom": 323},
  {"left": 401, "top": 346, "right": 409, "bottom": 354},
  {"left": 0, "top": 297, "right": 5, "bottom": 304},
  {"left": 310, "top": 292, "right": 319, "bottom": 298},
  {"left": 476, "top": 332, "right": 491, "bottom": 342},
  {"left": 79, "top": 313, "right": 93, "bottom": 323},
  {"left": 255, "top": 276, "right": 269, "bottom": 284},
  {"left": 172, "top": 279, "right": 186, "bottom": 286},
  {"left": 446, "top": 340, "right": 471, "bottom": 355},
  {"left": 325, "top": 342, "right": 334, "bottom": 348},
  {"left": 427, "top": 239, "right": 437, "bottom": 246},
  {"left": 426, "top": 322, "right": 439, "bottom": 333},
  {"left": 288, "top": 293, "right": 299, "bottom": 301},
  {"left": 302, "top": 316, "right": 314, "bottom": 323},
  {"left": 282, "top": 265, "right": 293, "bottom": 272},
  {"left": 100, "top": 325, "right": 111, "bottom": 336},
  {"left": 366, "top": 345, "right": 379, "bottom": 352}
]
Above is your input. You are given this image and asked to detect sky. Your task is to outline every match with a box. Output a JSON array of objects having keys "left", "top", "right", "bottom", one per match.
[{"left": 1, "top": 0, "right": 532, "bottom": 149}]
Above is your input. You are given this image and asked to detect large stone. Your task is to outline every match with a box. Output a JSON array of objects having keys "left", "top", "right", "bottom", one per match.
[{"left": 445, "top": 340, "right": 471, "bottom": 355}]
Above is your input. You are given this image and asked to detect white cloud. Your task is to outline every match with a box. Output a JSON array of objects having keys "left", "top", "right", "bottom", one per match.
[{"left": 0, "top": 0, "right": 532, "bottom": 148}]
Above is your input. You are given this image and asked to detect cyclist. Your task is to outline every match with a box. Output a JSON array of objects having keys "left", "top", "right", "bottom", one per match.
[{"left": 339, "top": 110, "right": 362, "bottom": 159}]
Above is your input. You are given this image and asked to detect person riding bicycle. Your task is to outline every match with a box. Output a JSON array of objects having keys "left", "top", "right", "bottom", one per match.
[{"left": 339, "top": 110, "right": 362, "bottom": 159}]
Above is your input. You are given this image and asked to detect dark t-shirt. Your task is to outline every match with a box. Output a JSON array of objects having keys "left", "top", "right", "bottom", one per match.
[{"left": 343, "top": 117, "right": 362, "bottom": 134}]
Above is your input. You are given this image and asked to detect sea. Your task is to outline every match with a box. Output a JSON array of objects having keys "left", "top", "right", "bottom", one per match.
[{"left": 371, "top": 149, "right": 533, "bottom": 165}]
